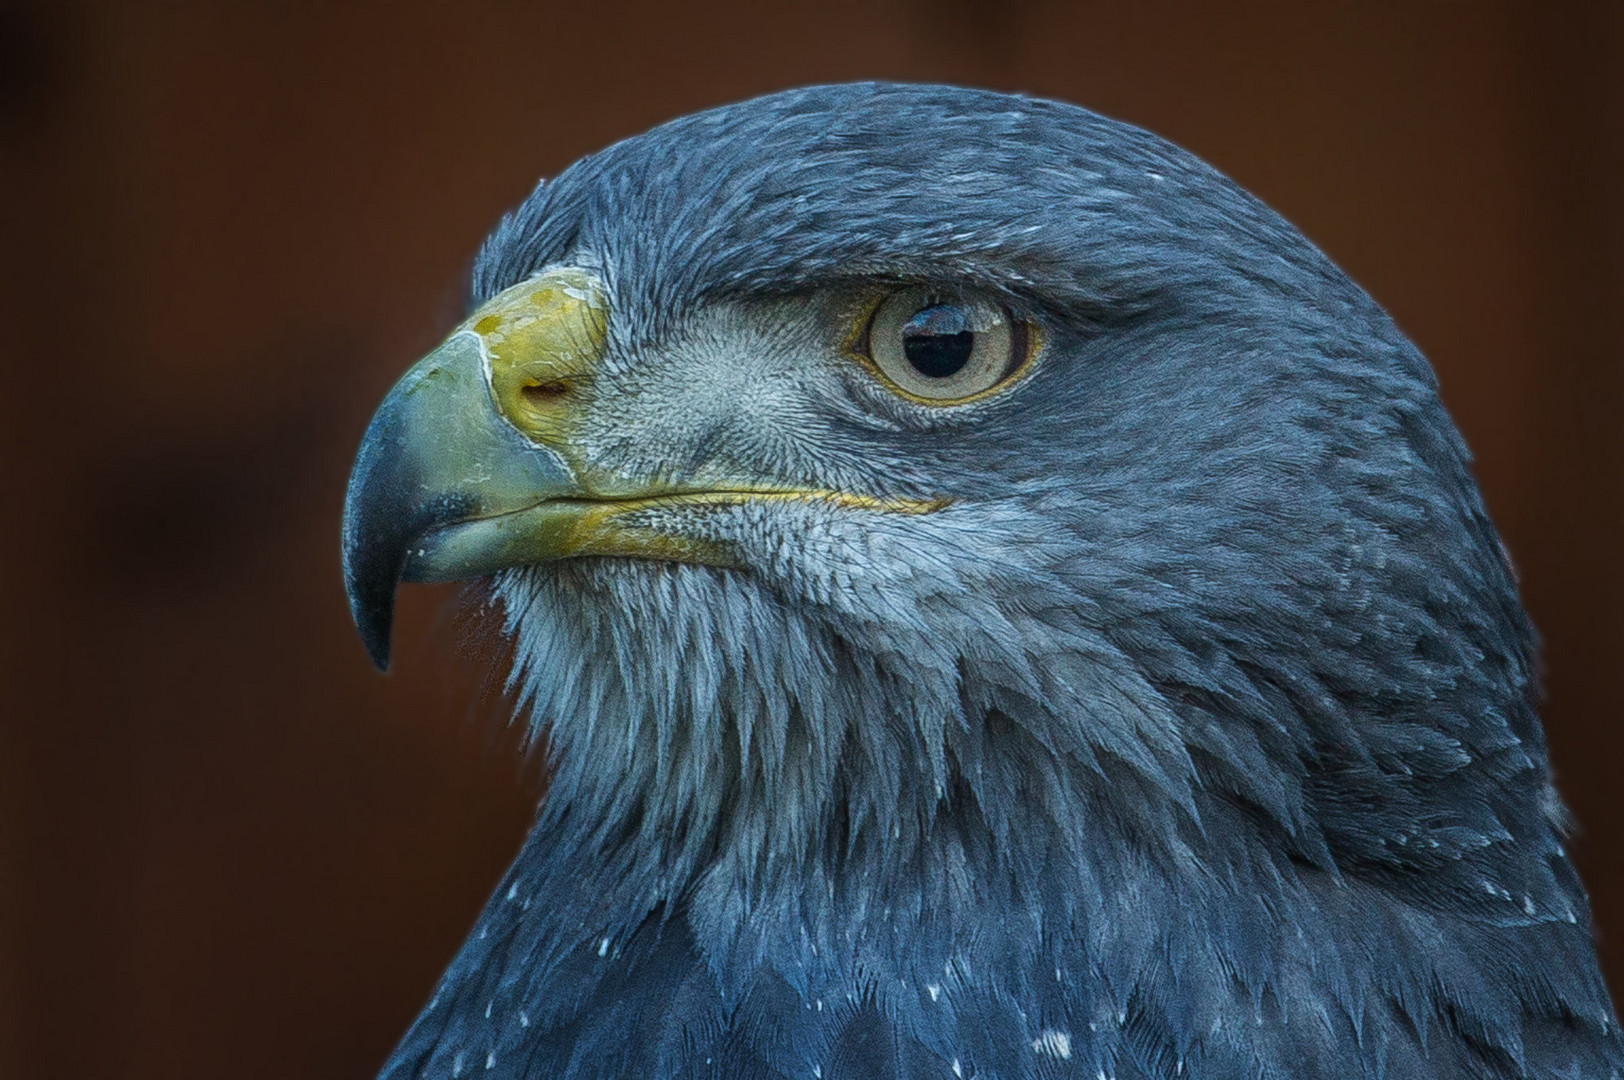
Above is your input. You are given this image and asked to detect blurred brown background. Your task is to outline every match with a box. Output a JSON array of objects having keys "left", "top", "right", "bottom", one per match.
[{"left": 0, "top": 2, "right": 1619, "bottom": 1077}]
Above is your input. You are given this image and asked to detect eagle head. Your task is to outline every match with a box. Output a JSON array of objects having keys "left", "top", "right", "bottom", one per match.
[{"left": 341, "top": 84, "right": 1619, "bottom": 1080}]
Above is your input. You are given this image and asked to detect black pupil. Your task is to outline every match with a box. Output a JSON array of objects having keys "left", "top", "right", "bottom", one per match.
[{"left": 901, "top": 304, "right": 975, "bottom": 378}]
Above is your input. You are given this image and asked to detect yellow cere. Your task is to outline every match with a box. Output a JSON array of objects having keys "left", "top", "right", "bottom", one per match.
[{"left": 465, "top": 267, "right": 611, "bottom": 446}]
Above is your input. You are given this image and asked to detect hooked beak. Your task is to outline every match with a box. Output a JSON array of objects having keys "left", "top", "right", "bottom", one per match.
[{"left": 343, "top": 267, "right": 652, "bottom": 669}]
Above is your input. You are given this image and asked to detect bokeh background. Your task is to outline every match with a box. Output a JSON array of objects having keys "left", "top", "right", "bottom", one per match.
[{"left": 1, "top": 2, "right": 1619, "bottom": 1077}]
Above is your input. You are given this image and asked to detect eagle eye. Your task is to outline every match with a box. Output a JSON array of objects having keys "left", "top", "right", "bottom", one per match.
[{"left": 862, "top": 286, "right": 1029, "bottom": 403}]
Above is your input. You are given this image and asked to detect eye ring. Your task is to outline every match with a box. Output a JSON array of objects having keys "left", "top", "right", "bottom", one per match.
[{"left": 855, "top": 286, "right": 1036, "bottom": 405}]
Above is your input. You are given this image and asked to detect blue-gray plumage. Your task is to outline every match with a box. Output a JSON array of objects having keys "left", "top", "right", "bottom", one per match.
[{"left": 341, "top": 83, "right": 1622, "bottom": 1079}]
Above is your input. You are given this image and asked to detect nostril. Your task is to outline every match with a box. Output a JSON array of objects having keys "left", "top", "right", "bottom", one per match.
[{"left": 520, "top": 380, "right": 570, "bottom": 404}]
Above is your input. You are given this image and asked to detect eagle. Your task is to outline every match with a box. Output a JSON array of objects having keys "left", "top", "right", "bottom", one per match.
[{"left": 341, "top": 83, "right": 1621, "bottom": 1079}]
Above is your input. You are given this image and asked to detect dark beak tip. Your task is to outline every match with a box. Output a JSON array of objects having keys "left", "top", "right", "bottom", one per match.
[
  {"left": 360, "top": 620, "right": 394, "bottom": 673},
  {"left": 343, "top": 556, "right": 397, "bottom": 672},
  {"left": 342, "top": 412, "right": 421, "bottom": 674},
  {"left": 342, "top": 491, "right": 403, "bottom": 674}
]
